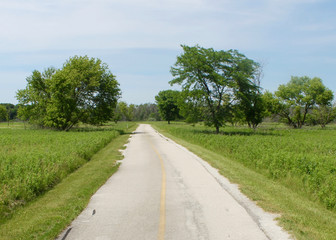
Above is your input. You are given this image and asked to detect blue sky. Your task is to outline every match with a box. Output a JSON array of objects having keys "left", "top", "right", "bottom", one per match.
[{"left": 1, "top": 0, "right": 336, "bottom": 104}]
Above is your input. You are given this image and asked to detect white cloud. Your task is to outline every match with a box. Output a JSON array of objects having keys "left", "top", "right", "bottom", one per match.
[
  {"left": 0, "top": 0, "right": 332, "bottom": 54},
  {"left": 1, "top": 0, "right": 321, "bottom": 52},
  {"left": 1, "top": 0, "right": 335, "bottom": 103}
]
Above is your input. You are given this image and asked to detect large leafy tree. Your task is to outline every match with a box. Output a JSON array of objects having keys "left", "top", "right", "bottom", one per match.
[
  {"left": 17, "top": 56, "right": 120, "bottom": 131},
  {"left": 231, "top": 56, "right": 265, "bottom": 129},
  {"left": 274, "top": 76, "right": 333, "bottom": 128},
  {"left": 155, "top": 90, "right": 180, "bottom": 124},
  {"left": 170, "top": 45, "right": 261, "bottom": 133}
]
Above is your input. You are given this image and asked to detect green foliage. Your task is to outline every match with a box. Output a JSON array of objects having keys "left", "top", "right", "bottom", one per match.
[
  {"left": 155, "top": 90, "right": 180, "bottom": 124},
  {"left": 308, "top": 105, "right": 336, "bottom": 128},
  {"left": 0, "top": 106, "right": 7, "bottom": 121},
  {"left": 152, "top": 122, "right": 336, "bottom": 211},
  {"left": 116, "top": 101, "right": 135, "bottom": 121},
  {"left": 0, "top": 104, "right": 18, "bottom": 121},
  {"left": 133, "top": 103, "right": 160, "bottom": 121},
  {"left": 17, "top": 105, "right": 29, "bottom": 122},
  {"left": 235, "top": 88, "right": 265, "bottom": 129},
  {"left": 16, "top": 68, "right": 55, "bottom": 126},
  {"left": 16, "top": 56, "right": 120, "bottom": 131},
  {"left": 262, "top": 91, "right": 277, "bottom": 117},
  {"left": 231, "top": 54, "right": 265, "bottom": 129},
  {"left": 170, "top": 45, "right": 262, "bottom": 133},
  {"left": 177, "top": 90, "right": 203, "bottom": 124},
  {"left": 113, "top": 103, "right": 122, "bottom": 123},
  {"left": 274, "top": 76, "right": 334, "bottom": 128},
  {"left": 0, "top": 126, "right": 127, "bottom": 219}
]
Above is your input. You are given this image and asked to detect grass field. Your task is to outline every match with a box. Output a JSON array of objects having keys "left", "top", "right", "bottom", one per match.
[
  {"left": 151, "top": 122, "right": 336, "bottom": 240},
  {"left": 0, "top": 121, "right": 25, "bottom": 129},
  {"left": 0, "top": 122, "right": 134, "bottom": 223},
  {"left": 0, "top": 122, "right": 137, "bottom": 239}
]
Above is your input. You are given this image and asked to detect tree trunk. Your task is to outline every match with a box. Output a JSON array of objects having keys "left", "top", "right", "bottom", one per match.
[
  {"left": 301, "top": 105, "right": 309, "bottom": 128},
  {"left": 7, "top": 111, "right": 10, "bottom": 127},
  {"left": 65, "top": 122, "right": 75, "bottom": 132},
  {"left": 286, "top": 115, "right": 297, "bottom": 128},
  {"left": 252, "top": 123, "right": 258, "bottom": 130},
  {"left": 297, "top": 120, "right": 302, "bottom": 128},
  {"left": 215, "top": 125, "right": 219, "bottom": 134}
]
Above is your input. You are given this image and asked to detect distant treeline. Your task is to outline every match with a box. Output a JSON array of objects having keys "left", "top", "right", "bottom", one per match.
[
  {"left": 113, "top": 102, "right": 161, "bottom": 122},
  {"left": 0, "top": 103, "right": 19, "bottom": 121},
  {"left": 0, "top": 102, "right": 161, "bottom": 123}
]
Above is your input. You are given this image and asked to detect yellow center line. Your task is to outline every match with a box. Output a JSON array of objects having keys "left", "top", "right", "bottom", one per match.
[{"left": 150, "top": 142, "right": 166, "bottom": 240}]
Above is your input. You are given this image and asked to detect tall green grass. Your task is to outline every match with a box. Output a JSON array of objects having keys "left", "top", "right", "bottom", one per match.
[
  {"left": 0, "top": 123, "right": 133, "bottom": 221},
  {"left": 0, "top": 121, "right": 25, "bottom": 129},
  {"left": 152, "top": 122, "right": 336, "bottom": 211},
  {"left": 0, "top": 123, "right": 137, "bottom": 240}
]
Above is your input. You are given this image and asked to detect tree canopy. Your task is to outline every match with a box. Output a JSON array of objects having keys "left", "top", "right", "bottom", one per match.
[
  {"left": 0, "top": 105, "right": 7, "bottom": 121},
  {"left": 133, "top": 103, "right": 160, "bottom": 121},
  {"left": 170, "top": 45, "right": 262, "bottom": 133},
  {"left": 177, "top": 90, "right": 203, "bottom": 124},
  {"left": 271, "top": 76, "right": 334, "bottom": 128},
  {"left": 115, "top": 101, "right": 135, "bottom": 122},
  {"left": 0, "top": 103, "right": 18, "bottom": 120},
  {"left": 155, "top": 90, "right": 180, "bottom": 124},
  {"left": 17, "top": 56, "right": 120, "bottom": 130}
]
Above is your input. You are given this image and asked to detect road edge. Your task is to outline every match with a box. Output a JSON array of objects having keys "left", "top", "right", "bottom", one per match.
[{"left": 153, "top": 127, "right": 293, "bottom": 240}]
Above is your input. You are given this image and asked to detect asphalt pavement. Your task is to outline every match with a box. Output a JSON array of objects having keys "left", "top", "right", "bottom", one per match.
[{"left": 57, "top": 124, "right": 292, "bottom": 240}]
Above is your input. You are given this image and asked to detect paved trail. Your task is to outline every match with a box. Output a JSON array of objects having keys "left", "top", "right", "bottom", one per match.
[{"left": 58, "top": 124, "right": 291, "bottom": 240}]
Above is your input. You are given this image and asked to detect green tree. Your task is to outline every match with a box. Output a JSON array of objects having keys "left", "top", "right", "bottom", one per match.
[
  {"left": 117, "top": 101, "right": 135, "bottom": 121},
  {"left": 128, "top": 104, "right": 135, "bottom": 121},
  {"left": 155, "top": 90, "right": 180, "bottom": 124},
  {"left": 16, "top": 67, "right": 56, "bottom": 126},
  {"left": 0, "top": 103, "right": 18, "bottom": 120},
  {"left": 308, "top": 104, "right": 336, "bottom": 128},
  {"left": 274, "top": 76, "right": 333, "bottom": 128},
  {"left": 17, "top": 56, "right": 120, "bottom": 131},
  {"left": 118, "top": 102, "right": 128, "bottom": 121},
  {"left": 133, "top": 103, "right": 160, "bottom": 121},
  {"left": 261, "top": 91, "right": 277, "bottom": 118},
  {"left": 0, "top": 105, "right": 7, "bottom": 121},
  {"left": 170, "top": 45, "right": 261, "bottom": 133},
  {"left": 113, "top": 104, "right": 122, "bottom": 123},
  {"left": 17, "top": 105, "right": 30, "bottom": 129},
  {"left": 177, "top": 90, "right": 203, "bottom": 124},
  {"left": 232, "top": 59, "right": 265, "bottom": 129},
  {"left": 228, "top": 103, "right": 246, "bottom": 126}
]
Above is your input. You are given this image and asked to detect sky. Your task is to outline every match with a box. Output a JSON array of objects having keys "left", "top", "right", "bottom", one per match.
[{"left": 1, "top": 0, "right": 336, "bottom": 104}]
